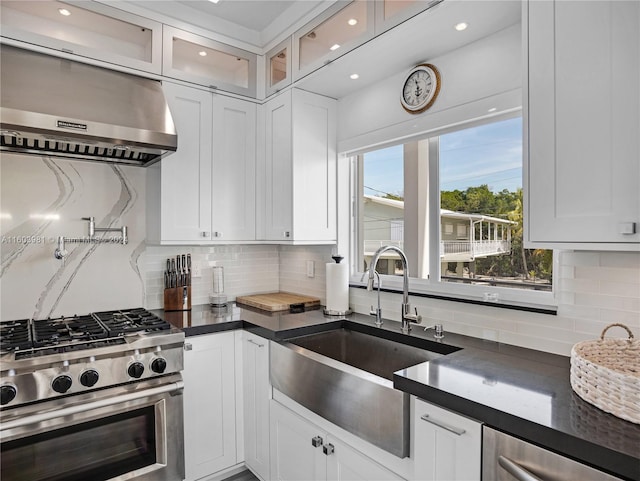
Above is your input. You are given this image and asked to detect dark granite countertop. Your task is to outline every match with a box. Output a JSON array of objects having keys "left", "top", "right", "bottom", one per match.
[{"left": 154, "top": 303, "right": 640, "bottom": 480}]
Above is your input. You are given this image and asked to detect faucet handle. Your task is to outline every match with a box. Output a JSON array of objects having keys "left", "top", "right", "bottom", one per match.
[
  {"left": 369, "top": 305, "right": 377, "bottom": 316},
  {"left": 407, "top": 307, "right": 422, "bottom": 324}
]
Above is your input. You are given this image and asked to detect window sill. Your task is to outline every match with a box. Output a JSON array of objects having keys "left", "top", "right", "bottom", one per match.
[{"left": 349, "top": 283, "right": 558, "bottom": 316}]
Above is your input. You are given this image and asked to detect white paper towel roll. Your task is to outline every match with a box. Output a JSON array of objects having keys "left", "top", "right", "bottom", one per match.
[{"left": 326, "top": 262, "right": 349, "bottom": 313}]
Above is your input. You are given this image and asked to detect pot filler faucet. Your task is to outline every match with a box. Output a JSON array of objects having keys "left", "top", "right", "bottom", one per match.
[
  {"left": 54, "top": 216, "right": 128, "bottom": 260},
  {"left": 367, "top": 245, "right": 422, "bottom": 333}
]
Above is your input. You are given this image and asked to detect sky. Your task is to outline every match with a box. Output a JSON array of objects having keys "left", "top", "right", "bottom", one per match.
[{"left": 363, "top": 117, "right": 523, "bottom": 197}]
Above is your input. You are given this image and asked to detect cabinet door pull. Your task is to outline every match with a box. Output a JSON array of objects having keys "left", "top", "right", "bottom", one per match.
[
  {"left": 311, "top": 435, "right": 323, "bottom": 447},
  {"left": 247, "top": 339, "right": 264, "bottom": 348},
  {"left": 323, "top": 443, "right": 334, "bottom": 455},
  {"left": 498, "top": 455, "right": 543, "bottom": 481},
  {"left": 184, "top": 343, "right": 193, "bottom": 351},
  {"left": 420, "top": 414, "right": 466, "bottom": 436}
]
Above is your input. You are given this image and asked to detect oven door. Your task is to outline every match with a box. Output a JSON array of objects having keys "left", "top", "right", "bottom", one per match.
[{"left": 0, "top": 374, "right": 184, "bottom": 481}]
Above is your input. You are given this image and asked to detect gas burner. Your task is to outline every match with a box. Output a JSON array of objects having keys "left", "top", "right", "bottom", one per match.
[
  {"left": 94, "top": 309, "right": 172, "bottom": 336},
  {"left": 0, "top": 319, "right": 32, "bottom": 351},
  {"left": 32, "top": 315, "right": 108, "bottom": 347}
]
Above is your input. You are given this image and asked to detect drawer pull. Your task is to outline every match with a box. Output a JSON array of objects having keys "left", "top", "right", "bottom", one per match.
[
  {"left": 420, "top": 414, "right": 465, "bottom": 436},
  {"left": 247, "top": 339, "right": 264, "bottom": 348},
  {"left": 498, "top": 455, "right": 543, "bottom": 481}
]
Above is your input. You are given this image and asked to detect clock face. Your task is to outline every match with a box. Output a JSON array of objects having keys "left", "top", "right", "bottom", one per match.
[{"left": 400, "top": 64, "right": 440, "bottom": 114}]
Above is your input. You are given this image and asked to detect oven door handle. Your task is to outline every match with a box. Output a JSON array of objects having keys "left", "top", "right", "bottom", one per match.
[{"left": 1, "top": 381, "right": 184, "bottom": 432}]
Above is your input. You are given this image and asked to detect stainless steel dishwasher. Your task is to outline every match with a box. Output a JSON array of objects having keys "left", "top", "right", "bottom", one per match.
[{"left": 482, "top": 427, "right": 623, "bottom": 481}]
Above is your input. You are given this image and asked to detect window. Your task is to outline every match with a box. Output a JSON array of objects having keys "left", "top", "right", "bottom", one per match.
[{"left": 356, "top": 115, "right": 553, "bottom": 306}]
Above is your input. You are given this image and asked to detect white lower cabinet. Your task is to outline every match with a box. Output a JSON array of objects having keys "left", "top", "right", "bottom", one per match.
[
  {"left": 413, "top": 398, "right": 482, "bottom": 481},
  {"left": 270, "top": 400, "right": 400, "bottom": 481},
  {"left": 183, "top": 331, "right": 239, "bottom": 481},
  {"left": 242, "top": 331, "right": 271, "bottom": 481}
]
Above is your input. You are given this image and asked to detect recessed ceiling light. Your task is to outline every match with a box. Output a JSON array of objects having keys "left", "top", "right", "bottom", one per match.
[
  {"left": 199, "top": 51, "right": 207, "bottom": 57},
  {"left": 455, "top": 22, "right": 468, "bottom": 31},
  {"left": 58, "top": 8, "right": 71, "bottom": 16},
  {"left": 348, "top": 18, "right": 358, "bottom": 26},
  {"left": 350, "top": 73, "right": 359, "bottom": 80},
  {"left": 488, "top": 107, "right": 497, "bottom": 113},
  {"left": 208, "top": 0, "right": 220, "bottom": 3},
  {"left": 330, "top": 44, "right": 340, "bottom": 51}
]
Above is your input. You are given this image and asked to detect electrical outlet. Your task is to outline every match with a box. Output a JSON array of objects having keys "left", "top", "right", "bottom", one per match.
[
  {"left": 306, "top": 260, "right": 315, "bottom": 278},
  {"left": 191, "top": 262, "right": 202, "bottom": 278}
]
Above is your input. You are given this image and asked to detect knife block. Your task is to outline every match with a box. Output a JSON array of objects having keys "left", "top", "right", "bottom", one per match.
[{"left": 164, "top": 286, "right": 191, "bottom": 311}]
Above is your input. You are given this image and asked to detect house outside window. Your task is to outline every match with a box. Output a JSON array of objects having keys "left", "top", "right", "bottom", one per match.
[{"left": 356, "top": 116, "right": 553, "bottom": 305}]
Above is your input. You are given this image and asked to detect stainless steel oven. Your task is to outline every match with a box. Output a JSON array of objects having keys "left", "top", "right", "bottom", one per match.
[
  {"left": 0, "top": 308, "right": 185, "bottom": 481},
  {"left": 1, "top": 374, "right": 184, "bottom": 481}
]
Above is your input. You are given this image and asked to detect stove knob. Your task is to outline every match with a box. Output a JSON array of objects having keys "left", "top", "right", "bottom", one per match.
[
  {"left": 128, "top": 362, "right": 145, "bottom": 379},
  {"left": 52, "top": 375, "right": 72, "bottom": 394},
  {"left": 0, "top": 385, "right": 17, "bottom": 405},
  {"left": 151, "top": 357, "right": 167, "bottom": 374},
  {"left": 80, "top": 369, "right": 99, "bottom": 387}
]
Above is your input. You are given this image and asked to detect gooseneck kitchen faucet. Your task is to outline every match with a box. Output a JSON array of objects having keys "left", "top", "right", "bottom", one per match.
[
  {"left": 54, "top": 216, "right": 128, "bottom": 260},
  {"left": 367, "top": 245, "right": 422, "bottom": 333}
]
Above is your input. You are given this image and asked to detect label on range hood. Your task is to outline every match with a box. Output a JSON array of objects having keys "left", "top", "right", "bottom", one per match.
[{"left": 57, "top": 120, "right": 87, "bottom": 131}]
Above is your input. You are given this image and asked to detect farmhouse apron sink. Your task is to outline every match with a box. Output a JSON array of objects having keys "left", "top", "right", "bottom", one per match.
[{"left": 270, "top": 326, "right": 459, "bottom": 458}]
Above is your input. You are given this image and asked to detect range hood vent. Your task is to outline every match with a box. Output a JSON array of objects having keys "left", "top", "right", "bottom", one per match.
[{"left": 0, "top": 45, "right": 177, "bottom": 167}]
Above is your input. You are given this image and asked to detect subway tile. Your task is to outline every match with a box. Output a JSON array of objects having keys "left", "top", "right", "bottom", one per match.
[
  {"left": 599, "top": 280, "right": 640, "bottom": 298},
  {"left": 558, "top": 251, "right": 600, "bottom": 267},
  {"left": 574, "top": 293, "right": 640, "bottom": 312}
]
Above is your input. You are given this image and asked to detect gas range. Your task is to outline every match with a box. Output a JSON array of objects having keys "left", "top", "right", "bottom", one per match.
[{"left": 0, "top": 308, "right": 184, "bottom": 408}]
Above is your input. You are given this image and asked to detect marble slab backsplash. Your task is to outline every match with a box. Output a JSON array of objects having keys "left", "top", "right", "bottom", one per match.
[{"left": 0, "top": 154, "right": 282, "bottom": 320}]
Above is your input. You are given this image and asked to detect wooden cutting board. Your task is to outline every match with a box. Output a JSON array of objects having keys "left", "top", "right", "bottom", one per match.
[{"left": 235, "top": 292, "right": 321, "bottom": 312}]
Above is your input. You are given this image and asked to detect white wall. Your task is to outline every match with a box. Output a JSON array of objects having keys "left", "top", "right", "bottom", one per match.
[{"left": 338, "top": 24, "right": 522, "bottom": 153}]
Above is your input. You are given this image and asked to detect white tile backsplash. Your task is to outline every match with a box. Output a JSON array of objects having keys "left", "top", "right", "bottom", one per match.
[
  {"left": 2, "top": 156, "right": 638, "bottom": 356},
  {"left": 345, "top": 249, "right": 640, "bottom": 356}
]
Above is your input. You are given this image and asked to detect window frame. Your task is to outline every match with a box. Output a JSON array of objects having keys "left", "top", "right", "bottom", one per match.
[{"left": 348, "top": 111, "right": 557, "bottom": 310}]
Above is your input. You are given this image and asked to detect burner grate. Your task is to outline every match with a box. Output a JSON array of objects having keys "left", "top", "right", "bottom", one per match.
[
  {"left": 32, "top": 315, "right": 109, "bottom": 347},
  {"left": 94, "top": 308, "right": 172, "bottom": 336},
  {"left": 0, "top": 319, "right": 32, "bottom": 351}
]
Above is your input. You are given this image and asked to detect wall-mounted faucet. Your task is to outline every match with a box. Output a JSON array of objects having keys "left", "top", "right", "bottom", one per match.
[
  {"left": 367, "top": 245, "right": 421, "bottom": 333},
  {"left": 54, "top": 216, "right": 128, "bottom": 260}
]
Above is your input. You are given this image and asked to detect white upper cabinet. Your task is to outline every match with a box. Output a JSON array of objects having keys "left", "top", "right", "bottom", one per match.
[
  {"left": 211, "top": 95, "right": 257, "bottom": 241},
  {"left": 266, "top": 38, "right": 293, "bottom": 98},
  {"left": 148, "top": 81, "right": 213, "bottom": 244},
  {"left": 525, "top": 0, "right": 640, "bottom": 250},
  {"left": 163, "top": 26, "right": 257, "bottom": 97},
  {"left": 0, "top": 0, "right": 162, "bottom": 74},
  {"left": 292, "top": 1, "right": 375, "bottom": 81},
  {"left": 260, "top": 89, "right": 337, "bottom": 243},
  {"left": 147, "top": 82, "right": 256, "bottom": 244}
]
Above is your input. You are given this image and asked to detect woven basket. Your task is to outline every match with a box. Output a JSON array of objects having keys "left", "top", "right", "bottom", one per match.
[{"left": 570, "top": 323, "right": 640, "bottom": 424}]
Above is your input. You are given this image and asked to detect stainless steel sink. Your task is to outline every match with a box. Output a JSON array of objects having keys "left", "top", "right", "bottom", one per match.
[{"left": 270, "top": 325, "right": 459, "bottom": 458}]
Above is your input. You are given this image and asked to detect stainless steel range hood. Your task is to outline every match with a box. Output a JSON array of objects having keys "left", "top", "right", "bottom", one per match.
[{"left": 0, "top": 45, "right": 177, "bottom": 167}]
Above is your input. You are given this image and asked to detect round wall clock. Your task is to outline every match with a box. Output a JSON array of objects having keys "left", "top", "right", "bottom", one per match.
[{"left": 400, "top": 63, "right": 441, "bottom": 114}]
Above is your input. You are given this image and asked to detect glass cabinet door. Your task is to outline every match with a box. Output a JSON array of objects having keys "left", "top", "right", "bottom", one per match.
[
  {"left": 293, "top": 0, "right": 375, "bottom": 81},
  {"left": 163, "top": 26, "right": 257, "bottom": 98},
  {"left": 0, "top": 0, "right": 161, "bottom": 74},
  {"left": 266, "top": 38, "right": 292, "bottom": 97},
  {"left": 374, "top": 0, "right": 442, "bottom": 35}
]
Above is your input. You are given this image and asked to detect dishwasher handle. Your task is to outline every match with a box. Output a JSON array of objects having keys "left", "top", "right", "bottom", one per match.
[{"left": 498, "top": 455, "right": 544, "bottom": 481}]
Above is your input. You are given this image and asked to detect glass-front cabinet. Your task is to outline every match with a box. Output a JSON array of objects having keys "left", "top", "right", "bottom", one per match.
[
  {"left": 162, "top": 26, "right": 257, "bottom": 97},
  {"left": 265, "top": 38, "right": 292, "bottom": 97},
  {"left": 293, "top": 0, "right": 375, "bottom": 81},
  {"left": 0, "top": 0, "right": 161, "bottom": 74},
  {"left": 374, "top": 0, "right": 441, "bottom": 35}
]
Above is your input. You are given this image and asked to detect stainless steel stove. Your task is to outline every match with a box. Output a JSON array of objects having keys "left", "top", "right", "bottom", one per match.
[{"left": 0, "top": 308, "right": 185, "bottom": 481}]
